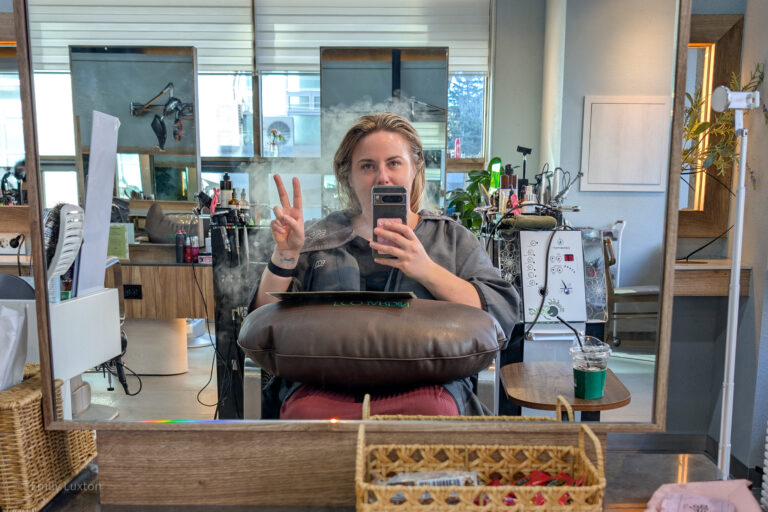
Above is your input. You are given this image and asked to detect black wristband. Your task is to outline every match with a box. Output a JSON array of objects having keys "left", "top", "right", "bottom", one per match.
[{"left": 268, "top": 260, "right": 298, "bottom": 278}]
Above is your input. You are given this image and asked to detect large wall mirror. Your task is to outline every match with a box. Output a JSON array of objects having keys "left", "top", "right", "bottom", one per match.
[
  {"left": 1, "top": 43, "right": 25, "bottom": 207},
  {"left": 17, "top": 0, "right": 684, "bottom": 440}
]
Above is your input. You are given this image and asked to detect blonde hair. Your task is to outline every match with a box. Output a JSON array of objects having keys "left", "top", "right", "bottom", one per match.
[{"left": 333, "top": 112, "right": 426, "bottom": 214}]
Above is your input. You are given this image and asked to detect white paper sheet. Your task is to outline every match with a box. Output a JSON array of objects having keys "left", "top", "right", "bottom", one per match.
[
  {"left": 75, "top": 111, "right": 120, "bottom": 297},
  {"left": 0, "top": 305, "right": 27, "bottom": 392}
]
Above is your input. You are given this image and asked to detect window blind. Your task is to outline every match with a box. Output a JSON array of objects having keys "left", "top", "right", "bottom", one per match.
[
  {"left": 254, "top": 0, "right": 490, "bottom": 73},
  {"left": 28, "top": 0, "right": 253, "bottom": 72}
]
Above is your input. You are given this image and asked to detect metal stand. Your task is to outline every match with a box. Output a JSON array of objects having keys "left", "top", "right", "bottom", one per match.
[{"left": 210, "top": 225, "right": 272, "bottom": 419}]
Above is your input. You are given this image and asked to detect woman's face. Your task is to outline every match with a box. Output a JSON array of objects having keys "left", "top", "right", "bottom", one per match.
[{"left": 348, "top": 130, "right": 417, "bottom": 217}]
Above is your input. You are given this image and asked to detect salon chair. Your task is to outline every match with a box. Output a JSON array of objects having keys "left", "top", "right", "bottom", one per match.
[{"left": 602, "top": 238, "right": 659, "bottom": 347}]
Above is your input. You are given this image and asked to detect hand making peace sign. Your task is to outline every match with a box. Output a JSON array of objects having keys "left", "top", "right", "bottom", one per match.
[{"left": 270, "top": 174, "right": 304, "bottom": 252}]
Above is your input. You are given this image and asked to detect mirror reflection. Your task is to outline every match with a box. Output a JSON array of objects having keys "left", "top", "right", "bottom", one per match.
[
  {"left": 16, "top": 0, "right": 678, "bottom": 425},
  {"left": 0, "top": 44, "right": 25, "bottom": 206},
  {"left": 680, "top": 45, "right": 714, "bottom": 211}
]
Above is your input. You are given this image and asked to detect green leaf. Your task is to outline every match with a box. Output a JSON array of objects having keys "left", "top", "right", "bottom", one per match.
[
  {"left": 691, "top": 122, "right": 710, "bottom": 136},
  {"left": 702, "top": 153, "right": 715, "bottom": 168}
]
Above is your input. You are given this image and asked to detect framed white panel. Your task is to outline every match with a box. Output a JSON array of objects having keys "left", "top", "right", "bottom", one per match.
[{"left": 580, "top": 95, "right": 671, "bottom": 192}]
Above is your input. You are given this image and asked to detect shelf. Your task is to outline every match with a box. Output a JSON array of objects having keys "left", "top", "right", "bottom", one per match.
[
  {"left": 0, "top": 205, "right": 30, "bottom": 234},
  {"left": 674, "top": 259, "right": 751, "bottom": 296}
]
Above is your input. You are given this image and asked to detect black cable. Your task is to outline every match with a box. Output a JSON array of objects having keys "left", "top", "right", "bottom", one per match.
[
  {"left": 677, "top": 224, "right": 734, "bottom": 262},
  {"left": 119, "top": 363, "right": 142, "bottom": 396},
  {"left": 99, "top": 362, "right": 142, "bottom": 396},
  {"left": 16, "top": 234, "right": 25, "bottom": 276},
  {"left": 524, "top": 229, "right": 559, "bottom": 339},
  {"left": 680, "top": 169, "right": 736, "bottom": 197},
  {"left": 191, "top": 264, "right": 236, "bottom": 417}
]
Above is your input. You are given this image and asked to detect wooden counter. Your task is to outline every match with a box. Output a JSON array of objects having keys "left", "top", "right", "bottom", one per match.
[
  {"left": 105, "top": 263, "right": 215, "bottom": 320},
  {"left": 673, "top": 259, "right": 751, "bottom": 297}
]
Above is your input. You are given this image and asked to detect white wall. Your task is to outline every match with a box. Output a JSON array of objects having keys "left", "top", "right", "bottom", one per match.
[
  {"left": 738, "top": 0, "right": 768, "bottom": 468},
  {"left": 559, "top": 0, "right": 677, "bottom": 286},
  {"left": 490, "top": 0, "right": 545, "bottom": 173}
]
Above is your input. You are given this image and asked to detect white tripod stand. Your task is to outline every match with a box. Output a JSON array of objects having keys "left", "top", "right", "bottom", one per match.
[{"left": 711, "top": 85, "right": 761, "bottom": 480}]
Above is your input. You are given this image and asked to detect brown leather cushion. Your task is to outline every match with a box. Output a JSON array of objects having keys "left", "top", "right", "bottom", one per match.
[{"left": 237, "top": 298, "right": 505, "bottom": 388}]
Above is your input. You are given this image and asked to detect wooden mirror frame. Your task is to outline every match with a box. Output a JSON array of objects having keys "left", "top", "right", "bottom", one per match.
[
  {"left": 15, "top": 0, "right": 688, "bottom": 505},
  {"left": 678, "top": 14, "right": 743, "bottom": 238}
]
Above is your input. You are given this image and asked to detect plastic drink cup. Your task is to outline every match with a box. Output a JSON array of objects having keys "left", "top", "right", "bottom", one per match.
[{"left": 569, "top": 336, "right": 611, "bottom": 399}]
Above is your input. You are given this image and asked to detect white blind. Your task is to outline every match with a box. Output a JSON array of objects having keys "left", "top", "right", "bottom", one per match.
[
  {"left": 254, "top": 0, "right": 490, "bottom": 73},
  {"left": 28, "top": 0, "right": 253, "bottom": 72}
]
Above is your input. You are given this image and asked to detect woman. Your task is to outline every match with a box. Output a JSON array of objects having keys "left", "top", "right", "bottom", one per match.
[{"left": 250, "top": 112, "right": 518, "bottom": 418}]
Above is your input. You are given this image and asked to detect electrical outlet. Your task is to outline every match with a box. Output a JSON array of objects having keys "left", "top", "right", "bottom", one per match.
[
  {"left": 0, "top": 232, "right": 26, "bottom": 255},
  {"left": 123, "top": 284, "right": 142, "bottom": 300}
]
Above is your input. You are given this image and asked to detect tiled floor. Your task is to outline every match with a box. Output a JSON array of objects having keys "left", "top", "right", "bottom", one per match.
[{"left": 81, "top": 337, "right": 220, "bottom": 421}]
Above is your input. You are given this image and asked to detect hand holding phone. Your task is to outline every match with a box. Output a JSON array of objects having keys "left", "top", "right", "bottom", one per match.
[{"left": 371, "top": 186, "right": 407, "bottom": 259}]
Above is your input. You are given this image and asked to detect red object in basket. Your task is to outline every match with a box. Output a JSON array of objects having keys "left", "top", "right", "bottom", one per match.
[
  {"left": 473, "top": 477, "right": 519, "bottom": 507},
  {"left": 523, "top": 471, "right": 553, "bottom": 486}
]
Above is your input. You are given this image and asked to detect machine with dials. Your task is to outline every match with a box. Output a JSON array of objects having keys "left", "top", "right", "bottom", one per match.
[{"left": 519, "top": 230, "right": 587, "bottom": 362}]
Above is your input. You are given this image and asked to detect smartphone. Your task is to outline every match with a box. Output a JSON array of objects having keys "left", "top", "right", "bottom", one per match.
[{"left": 371, "top": 185, "right": 408, "bottom": 259}]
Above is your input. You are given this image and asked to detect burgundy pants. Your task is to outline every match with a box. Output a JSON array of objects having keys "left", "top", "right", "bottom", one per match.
[{"left": 280, "top": 384, "right": 459, "bottom": 420}]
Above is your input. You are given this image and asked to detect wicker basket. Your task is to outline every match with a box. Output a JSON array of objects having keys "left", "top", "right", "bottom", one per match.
[
  {"left": 355, "top": 423, "right": 605, "bottom": 511},
  {"left": 0, "top": 364, "right": 97, "bottom": 512}
]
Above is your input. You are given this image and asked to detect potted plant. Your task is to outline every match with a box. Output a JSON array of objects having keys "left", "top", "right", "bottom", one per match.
[{"left": 445, "top": 167, "right": 492, "bottom": 234}]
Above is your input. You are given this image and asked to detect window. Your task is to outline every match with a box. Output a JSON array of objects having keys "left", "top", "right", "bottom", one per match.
[
  {"left": 116, "top": 154, "right": 143, "bottom": 200},
  {"left": 34, "top": 73, "right": 76, "bottom": 156},
  {"left": 447, "top": 72, "right": 486, "bottom": 159},
  {"left": 200, "top": 170, "right": 250, "bottom": 201},
  {"left": 0, "top": 72, "right": 24, "bottom": 169},
  {"left": 40, "top": 160, "right": 79, "bottom": 208},
  {"left": 198, "top": 73, "right": 254, "bottom": 157},
  {"left": 260, "top": 73, "right": 321, "bottom": 158}
]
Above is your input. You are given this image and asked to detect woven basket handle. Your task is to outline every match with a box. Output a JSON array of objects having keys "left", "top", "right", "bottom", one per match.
[
  {"left": 362, "top": 394, "right": 371, "bottom": 420},
  {"left": 355, "top": 424, "right": 366, "bottom": 484},
  {"left": 579, "top": 424, "right": 604, "bottom": 475},
  {"left": 555, "top": 395, "right": 574, "bottom": 422}
]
